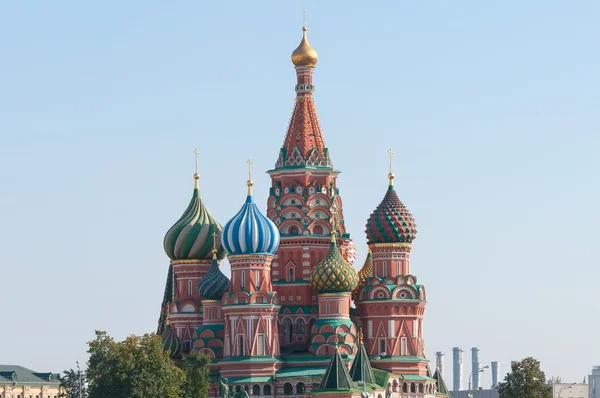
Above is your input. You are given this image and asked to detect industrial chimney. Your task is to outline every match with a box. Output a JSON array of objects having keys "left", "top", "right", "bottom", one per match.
[
  {"left": 491, "top": 361, "right": 500, "bottom": 388},
  {"left": 472, "top": 347, "right": 481, "bottom": 390},
  {"left": 453, "top": 347, "right": 463, "bottom": 391},
  {"left": 436, "top": 351, "right": 445, "bottom": 378}
]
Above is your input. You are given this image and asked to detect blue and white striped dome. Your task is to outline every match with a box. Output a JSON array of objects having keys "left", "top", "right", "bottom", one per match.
[{"left": 221, "top": 193, "right": 280, "bottom": 255}]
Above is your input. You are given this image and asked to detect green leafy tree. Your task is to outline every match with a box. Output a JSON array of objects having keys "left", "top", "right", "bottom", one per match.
[
  {"left": 497, "top": 357, "right": 552, "bottom": 398},
  {"left": 59, "top": 368, "right": 87, "bottom": 398},
  {"left": 178, "top": 351, "right": 211, "bottom": 398},
  {"left": 86, "top": 330, "right": 185, "bottom": 398}
]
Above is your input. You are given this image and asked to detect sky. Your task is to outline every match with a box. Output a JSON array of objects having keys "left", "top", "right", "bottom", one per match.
[{"left": 0, "top": 0, "right": 598, "bottom": 387}]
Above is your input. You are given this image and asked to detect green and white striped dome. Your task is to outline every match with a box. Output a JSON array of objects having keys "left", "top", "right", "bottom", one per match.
[{"left": 163, "top": 176, "right": 226, "bottom": 261}]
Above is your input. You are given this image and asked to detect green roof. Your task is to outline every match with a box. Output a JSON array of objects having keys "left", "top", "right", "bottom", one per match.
[
  {"left": 0, "top": 365, "right": 61, "bottom": 386},
  {"left": 372, "top": 368, "right": 391, "bottom": 388},
  {"left": 227, "top": 376, "right": 273, "bottom": 384},
  {"left": 275, "top": 366, "right": 327, "bottom": 379},
  {"left": 316, "top": 349, "right": 354, "bottom": 391},
  {"left": 349, "top": 343, "right": 376, "bottom": 385}
]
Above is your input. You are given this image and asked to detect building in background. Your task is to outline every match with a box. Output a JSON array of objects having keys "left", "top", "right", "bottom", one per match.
[
  {"left": 155, "top": 20, "right": 450, "bottom": 398},
  {"left": 450, "top": 390, "right": 498, "bottom": 398},
  {"left": 0, "top": 365, "right": 62, "bottom": 398},
  {"left": 551, "top": 383, "right": 588, "bottom": 398},
  {"left": 589, "top": 367, "right": 600, "bottom": 398},
  {"left": 453, "top": 347, "right": 464, "bottom": 391},
  {"left": 491, "top": 361, "right": 500, "bottom": 389}
]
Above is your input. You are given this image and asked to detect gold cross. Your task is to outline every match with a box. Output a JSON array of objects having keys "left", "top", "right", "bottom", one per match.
[
  {"left": 212, "top": 231, "right": 218, "bottom": 254},
  {"left": 388, "top": 148, "right": 394, "bottom": 174},
  {"left": 302, "top": 8, "right": 307, "bottom": 28},
  {"left": 247, "top": 159, "right": 253, "bottom": 181},
  {"left": 194, "top": 149, "right": 199, "bottom": 174}
]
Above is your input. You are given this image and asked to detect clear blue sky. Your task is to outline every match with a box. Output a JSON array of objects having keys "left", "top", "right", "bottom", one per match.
[{"left": 1, "top": 0, "right": 598, "bottom": 386}]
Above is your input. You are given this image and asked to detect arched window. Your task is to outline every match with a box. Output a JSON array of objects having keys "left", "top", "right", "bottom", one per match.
[
  {"left": 289, "top": 226, "right": 299, "bottom": 235},
  {"left": 252, "top": 385, "right": 261, "bottom": 396},
  {"left": 410, "top": 383, "right": 416, "bottom": 393},
  {"left": 402, "top": 383, "right": 408, "bottom": 393},
  {"left": 337, "top": 302, "right": 342, "bottom": 314},
  {"left": 187, "top": 280, "right": 192, "bottom": 296},
  {"left": 382, "top": 261, "right": 387, "bottom": 276},
  {"left": 396, "top": 260, "right": 401, "bottom": 275},
  {"left": 401, "top": 336, "right": 407, "bottom": 356},
  {"left": 288, "top": 267, "right": 294, "bottom": 282},
  {"left": 241, "top": 271, "right": 246, "bottom": 289},
  {"left": 296, "top": 382, "right": 305, "bottom": 394},
  {"left": 418, "top": 383, "right": 424, "bottom": 393},
  {"left": 255, "top": 270, "right": 261, "bottom": 288},
  {"left": 325, "top": 302, "right": 330, "bottom": 314},
  {"left": 297, "top": 318, "right": 305, "bottom": 334},
  {"left": 380, "top": 339, "right": 386, "bottom": 354},
  {"left": 283, "top": 382, "right": 293, "bottom": 395},
  {"left": 263, "top": 385, "right": 272, "bottom": 396}
]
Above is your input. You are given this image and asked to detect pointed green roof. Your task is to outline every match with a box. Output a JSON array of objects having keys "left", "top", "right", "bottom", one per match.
[
  {"left": 433, "top": 368, "right": 449, "bottom": 395},
  {"left": 349, "top": 341, "right": 375, "bottom": 385},
  {"left": 318, "top": 347, "right": 354, "bottom": 390}
]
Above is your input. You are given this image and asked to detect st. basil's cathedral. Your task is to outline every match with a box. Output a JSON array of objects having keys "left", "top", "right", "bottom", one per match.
[{"left": 157, "top": 22, "right": 450, "bottom": 398}]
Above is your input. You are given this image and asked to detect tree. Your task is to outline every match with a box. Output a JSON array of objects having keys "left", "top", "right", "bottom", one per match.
[
  {"left": 59, "top": 368, "right": 87, "bottom": 398},
  {"left": 86, "top": 331, "right": 185, "bottom": 398},
  {"left": 178, "top": 351, "right": 211, "bottom": 398},
  {"left": 497, "top": 357, "right": 552, "bottom": 398}
]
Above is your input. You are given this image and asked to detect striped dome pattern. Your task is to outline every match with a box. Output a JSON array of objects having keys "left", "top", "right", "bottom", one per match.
[
  {"left": 163, "top": 185, "right": 226, "bottom": 261},
  {"left": 309, "top": 237, "right": 358, "bottom": 294},
  {"left": 197, "top": 256, "right": 230, "bottom": 300},
  {"left": 352, "top": 250, "right": 373, "bottom": 300},
  {"left": 365, "top": 185, "right": 417, "bottom": 244},
  {"left": 161, "top": 322, "right": 185, "bottom": 359},
  {"left": 221, "top": 194, "right": 280, "bottom": 255}
]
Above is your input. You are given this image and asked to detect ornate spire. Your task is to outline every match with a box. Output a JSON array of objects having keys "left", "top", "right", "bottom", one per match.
[
  {"left": 349, "top": 327, "right": 376, "bottom": 385},
  {"left": 274, "top": 18, "right": 330, "bottom": 169},
  {"left": 388, "top": 148, "right": 395, "bottom": 186},
  {"left": 317, "top": 343, "right": 354, "bottom": 391}
]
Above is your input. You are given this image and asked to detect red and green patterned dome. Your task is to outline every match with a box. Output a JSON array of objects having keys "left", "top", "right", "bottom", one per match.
[
  {"left": 309, "top": 235, "right": 358, "bottom": 294},
  {"left": 365, "top": 185, "right": 417, "bottom": 244}
]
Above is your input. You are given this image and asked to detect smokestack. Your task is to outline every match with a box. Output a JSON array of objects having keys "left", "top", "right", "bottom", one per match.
[
  {"left": 436, "top": 351, "right": 445, "bottom": 378},
  {"left": 472, "top": 347, "right": 481, "bottom": 390},
  {"left": 491, "top": 361, "right": 500, "bottom": 388},
  {"left": 453, "top": 347, "right": 463, "bottom": 391}
]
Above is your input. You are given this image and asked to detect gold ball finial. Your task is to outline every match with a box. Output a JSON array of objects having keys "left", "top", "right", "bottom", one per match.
[
  {"left": 387, "top": 148, "right": 395, "bottom": 186},
  {"left": 291, "top": 11, "right": 318, "bottom": 67},
  {"left": 246, "top": 159, "right": 254, "bottom": 195}
]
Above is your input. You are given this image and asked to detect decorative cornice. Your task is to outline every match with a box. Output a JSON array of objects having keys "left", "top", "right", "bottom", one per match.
[{"left": 171, "top": 259, "right": 213, "bottom": 265}]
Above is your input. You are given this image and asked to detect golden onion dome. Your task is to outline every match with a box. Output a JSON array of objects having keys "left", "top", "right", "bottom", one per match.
[
  {"left": 291, "top": 27, "right": 318, "bottom": 67},
  {"left": 352, "top": 250, "right": 373, "bottom": 301}
]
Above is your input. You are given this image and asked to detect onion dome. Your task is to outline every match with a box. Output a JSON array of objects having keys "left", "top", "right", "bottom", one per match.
[
  {"left": 291, "top": 27, "right": 318, "bottom": 67},
  {"left": 365, "top": 172, "right": 417, "bottom": 244},
  {"left": 164, "top": 173, "right": 226, "bottom": 261},
  {"left": 352, "top": 250, "right": 373, "bottom": 300},
  {"left": 221, "top": 178, "right": 280, "bottom": 255},
  {"left": 310, "top": 234, "right": 358, "bottom": 294},
  {"left": 196, "top": 252, "right": 230, "bottom": 300},
  {"left": 161, "top": 317, "right": 184, "bottom": 359}
]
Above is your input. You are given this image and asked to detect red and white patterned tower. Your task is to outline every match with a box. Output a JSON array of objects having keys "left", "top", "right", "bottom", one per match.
[{"left": 267, "top": 25, "right": 357, "bottom": 350}]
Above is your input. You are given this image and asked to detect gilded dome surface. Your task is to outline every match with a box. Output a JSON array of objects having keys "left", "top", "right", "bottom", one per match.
[
  {"left": 163, "top": 178, "right": 226, "bottom": 261},
  {"left": 310, "top": 236, "right": 358, "bottom": 294},
  {"left": 291, "top": 27, "right": 318, "bottom": 67},
  {"left": 197, "top": 255, "right": 230, "bottom": 300},
  {"left": 365, "top": 185, "right": 417, "bottom": 244}
]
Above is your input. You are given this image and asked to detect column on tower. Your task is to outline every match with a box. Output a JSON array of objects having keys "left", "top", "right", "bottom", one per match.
[
  {"left": 159, "top": 160, "right": 226, "bottom": 352},
  {"left": 218, "top": 175, "right": 283, "bottom": 383},
  {"left": 354, "top": 154, "right": 428, "bottom": 378}
]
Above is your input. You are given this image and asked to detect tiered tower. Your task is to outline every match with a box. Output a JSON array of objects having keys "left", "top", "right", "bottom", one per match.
[
  {"left": 355, "top": 151, "right": 429, "bottom": 382},
  {"left": 159, "top": 152, "right": 226, "bottom": 349},
  {"left": 219, "top": 169, "right": 283, "bottom": 380},
  {"left": 267, "top": 24, "right": 356, "bottom": 350}
]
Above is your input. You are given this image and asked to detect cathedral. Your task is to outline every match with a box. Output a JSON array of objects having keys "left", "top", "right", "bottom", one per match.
[{"left": 157, "top": 22, "right": 450, "bottom": 398}]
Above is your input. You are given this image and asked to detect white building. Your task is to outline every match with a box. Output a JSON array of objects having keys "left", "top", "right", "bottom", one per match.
[
  {"left": 590, "top": 366, "right": 600, "bottom": 398},
  {"left": 552, "top": 383, "right": 588, "bottom": 398}
]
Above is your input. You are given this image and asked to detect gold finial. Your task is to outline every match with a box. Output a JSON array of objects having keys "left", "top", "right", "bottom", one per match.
[
  {"left": 246, "top": 159, "right": 253, "bottom": 195},
  {"left": 291, "top": 9, "right": 318, "bottom": 67},
  {"left": 328, "top": 205, "right": 337, "bottom": 243},
  {"left": 387, "top": 148, "right": 395, "bottom": 186},
  {"left": 193, "top": 149, "right": 200, "bottom": 189},
  {"left": 358, "top": 327, "right": 364, "bottom": 345},
  {"left": 211, "top": 231, "right": 218, "bottom": 260},
  {"left": 334, "top": 335, "right": 339, "bottom": 351}
]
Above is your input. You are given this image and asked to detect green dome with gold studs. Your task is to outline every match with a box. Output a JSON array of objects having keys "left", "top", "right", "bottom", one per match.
[{"left": 310, "top": 235, "right": 359, "bottom": 294}]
